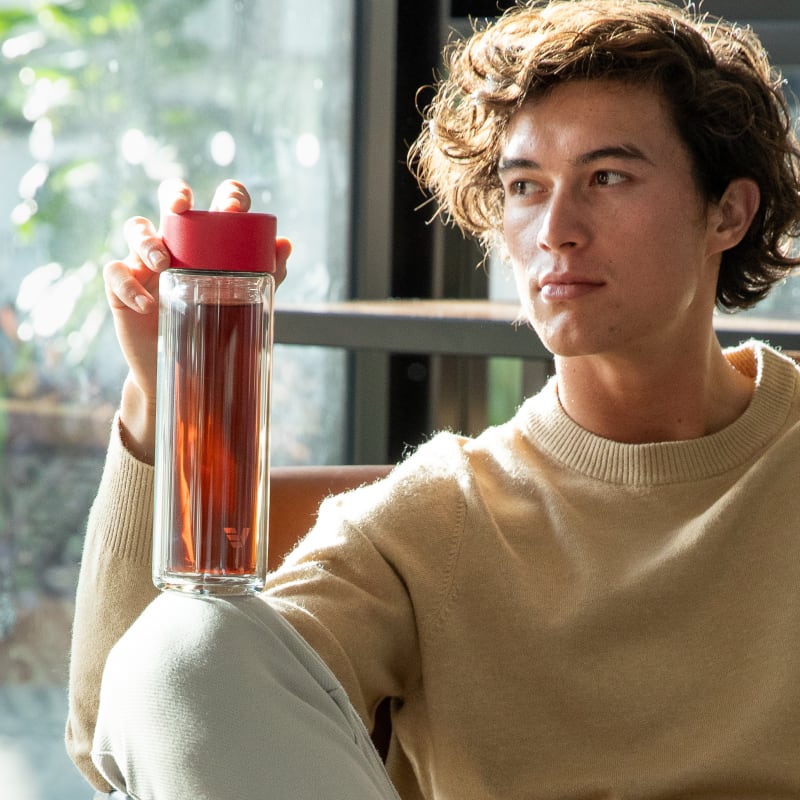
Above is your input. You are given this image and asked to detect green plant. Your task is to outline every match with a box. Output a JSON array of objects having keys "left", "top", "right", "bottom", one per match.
[{"left": 0, "top": 0, "right": 252, "bottom": 388}]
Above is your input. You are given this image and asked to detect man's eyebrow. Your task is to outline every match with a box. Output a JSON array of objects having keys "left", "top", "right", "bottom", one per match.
[
  {"left": 574, "top": 144, "right": 654, "bottom": 166},
  {"left": 497, "top": 144, "right": 654, "bottom": 173},
  {"left": 497, "top": 157, "right": 538, "bottom": 173}
]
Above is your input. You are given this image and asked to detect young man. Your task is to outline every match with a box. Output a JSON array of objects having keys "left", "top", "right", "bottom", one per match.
[{"left": 68, "top": 1, "right": 800, "bottom": 798}]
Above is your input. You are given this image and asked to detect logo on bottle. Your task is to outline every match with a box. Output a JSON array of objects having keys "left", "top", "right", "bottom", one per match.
[{"left": 224, "top": 527, "right": 251, "bottom": 549}]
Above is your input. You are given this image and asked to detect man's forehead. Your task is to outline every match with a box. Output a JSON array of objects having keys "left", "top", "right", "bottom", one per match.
[{"left": 499, "top": 81, "right": 674, "bottom": 164}]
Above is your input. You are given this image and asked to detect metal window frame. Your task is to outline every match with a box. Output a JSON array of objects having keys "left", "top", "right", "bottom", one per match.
[
  {"left": 346, "top": 0, "right": 397, "bottom": 463},
  {"left": 281, "top": 0, "right": 800, "bottom": 464}
]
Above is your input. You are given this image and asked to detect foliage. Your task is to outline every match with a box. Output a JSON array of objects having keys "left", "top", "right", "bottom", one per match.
[{"left": 0, "top": 0, "right": 254, "bottom": 385}]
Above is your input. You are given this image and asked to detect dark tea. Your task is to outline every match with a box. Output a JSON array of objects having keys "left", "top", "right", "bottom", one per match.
[
  {"left": 153, "top": 269, "right": 273, "bottom": 594},
  {"left": 166, "top": 299, "right": 264, "bottom": 575}
]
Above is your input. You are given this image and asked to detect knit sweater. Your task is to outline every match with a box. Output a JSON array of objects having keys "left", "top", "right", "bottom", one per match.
[{"left": 67, "top": 341, "right": 800, "bottom": 798}]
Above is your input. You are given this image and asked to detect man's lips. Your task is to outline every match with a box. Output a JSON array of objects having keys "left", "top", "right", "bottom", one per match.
[{"left": 538, "top": 277, "right": 605, "bottom": 302}]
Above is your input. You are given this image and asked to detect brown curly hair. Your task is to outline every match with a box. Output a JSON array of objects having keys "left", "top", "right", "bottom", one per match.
[{"left": 409, "top": 0, "right": 800, "bottom": 310}]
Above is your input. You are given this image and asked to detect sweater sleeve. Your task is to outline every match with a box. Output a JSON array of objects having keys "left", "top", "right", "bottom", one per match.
[
  {"left": 264, "top": 436, "right": 469, "bottom": 730},
  {"left": 65, "top": 415, "right": 158, "bottom": 790}
]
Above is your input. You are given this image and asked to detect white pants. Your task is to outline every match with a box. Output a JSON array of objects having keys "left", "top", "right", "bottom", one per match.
[{"left": 92, "top": 591, "right": 399, "bottom": 800}]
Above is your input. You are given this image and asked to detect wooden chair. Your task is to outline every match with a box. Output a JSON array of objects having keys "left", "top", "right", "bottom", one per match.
[
  {"left": 267, "top": 464, "right": 394, "bottom": 759},
  {"left": 268, "top": 464, "right": 392, "bottom": 570}
]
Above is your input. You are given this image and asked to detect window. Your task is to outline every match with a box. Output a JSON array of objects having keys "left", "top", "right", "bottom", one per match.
[
  {"left": 0, "top": 2, "right": 354, "bottom": 796},
  {"left": 2, "top": 1, "right": 800, "bottom": 797}
]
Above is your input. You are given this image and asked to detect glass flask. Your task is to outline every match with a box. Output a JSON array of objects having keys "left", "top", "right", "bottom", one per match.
[{"left": 153, "top": 210, "right": 276, "bottom": 594}]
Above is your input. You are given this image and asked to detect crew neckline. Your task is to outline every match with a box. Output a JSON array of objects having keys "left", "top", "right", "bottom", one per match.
[{"left": 522, "top": 341, "right": 798, "bottom": 486}]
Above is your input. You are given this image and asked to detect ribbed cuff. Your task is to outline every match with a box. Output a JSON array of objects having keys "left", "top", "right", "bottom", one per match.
[{"left": 89, "top": 414, "right": 155, "bottom": 566}]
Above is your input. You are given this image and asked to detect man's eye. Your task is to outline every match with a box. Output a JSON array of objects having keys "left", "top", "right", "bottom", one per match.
[
  {"left": 593, "top": 170, "right": 626, "bottom": 186},
  {"left": 508, "top": 179, "right": 536, "bottom": 196}
]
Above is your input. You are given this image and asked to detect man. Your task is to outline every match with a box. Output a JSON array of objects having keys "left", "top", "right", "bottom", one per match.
[{"left": 67, "top": 1, "right": 800, "bottom": 798}]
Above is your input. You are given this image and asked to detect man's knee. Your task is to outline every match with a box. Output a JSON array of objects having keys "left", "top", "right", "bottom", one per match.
[
  {"left": 91, "top": 592, "right": 397, "bottom": 799},
  {"left": 92, "top": 592, "right": 261, "bottom": 795}
]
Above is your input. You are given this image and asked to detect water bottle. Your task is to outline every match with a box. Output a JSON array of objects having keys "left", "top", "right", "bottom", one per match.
[{"left": 152, "top": 209, "right": 276, "bottom": 594}]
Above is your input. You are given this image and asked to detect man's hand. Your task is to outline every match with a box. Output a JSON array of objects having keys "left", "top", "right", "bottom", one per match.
[{"left": 103, "top": 178, "right": 291, "bottom": 463}]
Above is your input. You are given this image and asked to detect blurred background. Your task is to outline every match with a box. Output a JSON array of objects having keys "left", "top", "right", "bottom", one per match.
[{"left": 0, "top": 1, "right": 799, "bottom": 797}]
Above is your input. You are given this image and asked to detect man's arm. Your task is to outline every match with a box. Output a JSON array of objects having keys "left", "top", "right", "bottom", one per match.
[{"left": 65, "top": 418, "right": 159, "bottom": 789}]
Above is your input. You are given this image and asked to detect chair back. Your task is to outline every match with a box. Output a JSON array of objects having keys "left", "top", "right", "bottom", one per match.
[{"left": 268, "top": 464, "right": 392, "bottom": 571}]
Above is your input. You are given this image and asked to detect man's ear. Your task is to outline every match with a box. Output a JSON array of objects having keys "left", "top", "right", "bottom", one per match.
[{"left": 709, "top": 177, "right": 760, "bottom": 253}]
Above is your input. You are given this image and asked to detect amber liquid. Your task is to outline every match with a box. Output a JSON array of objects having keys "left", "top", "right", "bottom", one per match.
[{"left": 163, "top": 299, "right": 266, "bottom": 578}]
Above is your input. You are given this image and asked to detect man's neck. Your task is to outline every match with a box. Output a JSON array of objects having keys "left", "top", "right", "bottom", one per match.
[{"left": 553, "top": 339, "right": 754, "bottom": 444}]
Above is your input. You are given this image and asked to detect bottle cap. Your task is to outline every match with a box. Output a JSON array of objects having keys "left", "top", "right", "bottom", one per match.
[{"left": 162, "top": 210, "right": 277, "bottom": 273}]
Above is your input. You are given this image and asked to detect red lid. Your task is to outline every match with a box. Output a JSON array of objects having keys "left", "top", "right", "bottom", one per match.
[{"left": 162, "top": 210, "right": 277, "bottom": 273}]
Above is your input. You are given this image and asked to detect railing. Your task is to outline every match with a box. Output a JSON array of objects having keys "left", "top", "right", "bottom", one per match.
[{"left": 275, "top": 299, "right": 800, "bottom": 356}]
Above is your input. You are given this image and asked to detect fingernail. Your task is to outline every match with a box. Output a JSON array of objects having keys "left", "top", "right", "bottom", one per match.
[
  {"left": 134, "top": 295, "right": 151, "bottom": 312},
  {"left": 147, "top": 248, "right": 169, "bottom": 271}
]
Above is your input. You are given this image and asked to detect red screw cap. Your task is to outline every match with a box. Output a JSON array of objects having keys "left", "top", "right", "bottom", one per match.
[{"left": 162, "top": 210, "right": 277, "bottom": 273}]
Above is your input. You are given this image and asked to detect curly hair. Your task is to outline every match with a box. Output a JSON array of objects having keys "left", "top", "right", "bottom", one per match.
[{"left": 409, "top": 0, "right": 800, "bottom": 311}]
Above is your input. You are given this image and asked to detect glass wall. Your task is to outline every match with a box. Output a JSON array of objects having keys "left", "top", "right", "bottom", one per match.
[{"left": 0, "top": 1, "right": 354, "bottom": 796}]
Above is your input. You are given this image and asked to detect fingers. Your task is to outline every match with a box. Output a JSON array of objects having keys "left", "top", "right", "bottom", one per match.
[
  {"left": 210, "top": 179, "right": 251, "bottom": 212},
  {"left": 156, "top": 177, "right": 249, "bottom": 220},
  {"left": 104, "top": 256, "right": 156, "bottom": 313},
  {"left": 274, "top": 237, "right": 292, "bottom": 288},
  {"left": 124, "top": 215, "right": 170, "bottom": 273},
  {"left": 105, "top": 215, "right": 171, "bottom": 314},
  {"left": 158, "top": 178, "right": 194, "bottom": 219}
]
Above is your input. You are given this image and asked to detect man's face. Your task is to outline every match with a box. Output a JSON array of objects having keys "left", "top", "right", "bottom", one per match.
[{"left": 499, "top": 80, "right": 724, "bottom": 361}]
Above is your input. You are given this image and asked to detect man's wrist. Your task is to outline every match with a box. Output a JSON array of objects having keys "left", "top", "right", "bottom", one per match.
[{"left": 119, "top": 375, "right": 157, "bottom": 465}]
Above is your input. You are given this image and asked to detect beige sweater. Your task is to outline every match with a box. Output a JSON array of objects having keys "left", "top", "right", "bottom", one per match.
[{"left": 68, "top": 342, "right": 800, "bottom": 798}]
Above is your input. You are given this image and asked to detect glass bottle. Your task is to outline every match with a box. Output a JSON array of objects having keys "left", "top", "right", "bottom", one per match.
[{"left": 152, "top": 210, "right": 276, "bottom": 594}]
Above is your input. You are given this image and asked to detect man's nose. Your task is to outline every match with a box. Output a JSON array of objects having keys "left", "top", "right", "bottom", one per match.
[{"left": 536, "top": 186, "right": 588, "bottom": 251}]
